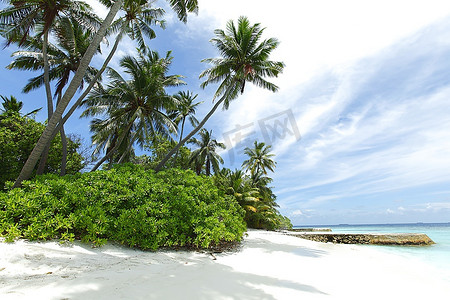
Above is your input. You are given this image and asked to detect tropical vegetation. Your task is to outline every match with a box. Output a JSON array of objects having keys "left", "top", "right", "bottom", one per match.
[
  {"left": 0, "top": 100, "right": 84, "bottom": 189},
  {"left": 0, "top": 1, "right": 291, "bottom": 249},
  {"left": 0, "top": 164, "right": 246, "bottom": 249}
]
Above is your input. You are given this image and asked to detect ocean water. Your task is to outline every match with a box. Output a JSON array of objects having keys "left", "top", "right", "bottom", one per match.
[{"left": 294, "top": 223, "right": 450, "bottom": 276}]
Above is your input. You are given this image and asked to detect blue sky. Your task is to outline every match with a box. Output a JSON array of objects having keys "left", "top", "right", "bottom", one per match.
[{"left": 1, "top": 0, "right": 450, "bottom": 225}]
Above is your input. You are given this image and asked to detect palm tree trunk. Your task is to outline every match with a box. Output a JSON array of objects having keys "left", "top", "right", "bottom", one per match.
[
  {"left": 57, "top": 31, "right": 123, "bottom": 132},
  {"left": 172, "top": 117, "right": 185, "bottom": 166},
  {"left": 36, "top": 29, "right": 54, "bottom": 175},
  {"left": 206, "top": 158, "right": 210, "bottom": 176},
  {"left": 56, "top": 93, "right": 68, "bottom": 176},
  {"left": 91, "top": 119, "right": 135, "bottom": 172},
  {"left": 43, "top": 29, "right": 54, "bottom": 121},
  {"left": 42, "top": 29, "right": 124, "bottom": 158},
  {"left": 59, "top": 124, "right": 68, "bottom": 176},
  {"left": 155, "top": 83, "right": 236, "bottom": 172},
  {"left": 117, "top": 131, "right": 137, "bottom": 164},
  {"left": 36, "top": 143, "right": 52, "bottom": 175},
  {"left": 13, "top": 0, "right": 124, "bottom": 188}
]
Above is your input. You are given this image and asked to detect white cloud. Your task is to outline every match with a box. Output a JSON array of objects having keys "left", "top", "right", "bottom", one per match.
[
  {"left": 84, "top": 0, "right": 450, "bottom": 224},
  {"left": 292, "top": 210, "right": 304, "bottom": 216}
]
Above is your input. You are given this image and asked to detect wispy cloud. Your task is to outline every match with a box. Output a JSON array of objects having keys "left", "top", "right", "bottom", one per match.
[
  {"left": 40, "top": 1, "right": 450, "bottom": 224},
  {"left": 192, "top": 2, "right": 450, "bottom": 224}
]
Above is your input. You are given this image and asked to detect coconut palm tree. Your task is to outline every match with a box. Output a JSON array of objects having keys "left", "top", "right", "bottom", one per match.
[
  {"left": 169, "top": 91, "right": 202, "bottom": 164},
  {"left": 12, "top": 0, "right": 198, "bottom": 187},
  {"left": 0, "top": 0, "right": 100, "bottom": 119},
  {"left": 1, "top": 1, "right": 100, "bottom": 177},
  {"left": 7, "top": 16, "right": 101, "bottom": 175},
  {"left": 8, "top": 17, "right": 99, "bottom": 97},
  {"left": 82, "top": 49, "right": 185, "bottom": 171},
  {"left": 155, "top": 16, "right": 284, "bottom": 171},
  {"left": 242, "top": 140, "right": 276, "bottom": 177},
  {"left": 224, "top": 169, "right": 260, "bottom": 212},
  {"left": 55, "top": 0, "right": 166, "bottom": 137},
  {"left": 189, "top": 129, "right": 226, "bottom": 176}
]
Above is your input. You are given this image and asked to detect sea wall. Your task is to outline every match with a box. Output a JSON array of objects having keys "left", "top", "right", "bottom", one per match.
[
  {"left": 287, "top": 232, "right": 435, "bottom": 245},
  {"left": 289, "top": 228, "right": 332, "bottom": 232}
]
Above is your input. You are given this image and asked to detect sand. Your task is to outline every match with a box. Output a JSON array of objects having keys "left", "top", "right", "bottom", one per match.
[{"left": 1, "top": 230, "right": 449, "bottom": 299}]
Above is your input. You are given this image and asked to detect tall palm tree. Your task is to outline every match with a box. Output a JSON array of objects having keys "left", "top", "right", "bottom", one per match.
[
  {"left": 52, "top": 0, "right": 197, "bottom": 138},
  {"left": 155, "top": 16, "right": 284, "bottom": 171},
  {"left": 55, "top": 0, "right": 166, "bottom": 136},
  {"left": 0, "top": 0, "right": 100, "bottom": 119},
  {"left": 9, "top": 1, "right": 163, "bottom": 176},
  {"left": 8, "top": 17, "right": 99, "bottom": 97},
  {"left": 169, "top": 91, "right": 202, "bottom": 163},
  {"left": 7, "top": 16, "right": 100, "bottom": 175},
  {"left": 1, "top": 1, "right": 100, "bottom": 177},
  {"left": 242, "top": 141, "right": 276, "bottom": 177},
  {"left": 82, "top": 49, "right": 185, "bottom": 171},
  {"left": 189, "top": 129, "right": 226, "bottom": 176},
  {"left": 12, "top": 0, "right": 198, "bottom": 187}
]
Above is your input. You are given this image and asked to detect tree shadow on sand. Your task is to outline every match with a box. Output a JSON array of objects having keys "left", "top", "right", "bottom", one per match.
[{"left": 1, "top": 240, "right": 328, "bottom": 299}]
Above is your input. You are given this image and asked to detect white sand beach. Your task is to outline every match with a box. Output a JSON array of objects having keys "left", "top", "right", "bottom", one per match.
[{"left": 1, "top": 230, "right": 449, "bottom": 300}]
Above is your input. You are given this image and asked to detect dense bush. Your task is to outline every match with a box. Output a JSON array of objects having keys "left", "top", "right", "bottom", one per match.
[
  {"left": 0, "top": 164, "right": 246, "bottom": 250},
  {"left": 0, "top": 114, "right": 84, "bottom": 189}
]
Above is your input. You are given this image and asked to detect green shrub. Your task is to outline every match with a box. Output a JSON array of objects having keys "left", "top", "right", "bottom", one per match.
[
  {"left": 0, "top": 164, "right": 246, "bottom": 250},
  {"left": 0, "top": 114, "right": 84, "bottom": 189}
]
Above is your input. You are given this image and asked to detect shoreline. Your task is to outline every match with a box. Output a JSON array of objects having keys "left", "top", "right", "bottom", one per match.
[{"left": 1, "top": 230, "right": 449, "bottom": 299}]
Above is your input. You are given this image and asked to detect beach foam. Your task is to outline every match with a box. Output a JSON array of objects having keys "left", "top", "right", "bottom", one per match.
[{"left": 1, "top": 230, "right": 449, "bottom": 299}]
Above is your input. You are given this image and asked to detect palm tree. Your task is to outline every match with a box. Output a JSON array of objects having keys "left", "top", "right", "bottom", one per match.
[
  {"left": 7, "top": 16, "right": 100, "bottom": 175},
  {"left": 0, "top": 0, "right": 100, "bottom": 120},
  {"left": 224, "top": 169, "right": 260, "bottom": 212},
  {"left": 8, "top": 17, "right": 99, "bottom": 97},
  {"left": 155, "top": 16, "right": 285, "bottom": 171},
  {"left": 169, "top": 91, "right": 202, "bottom": 164},
  {"left": 55, "top": 0, "right": 166, "bottom": 137},
  {"left": 189, "top": 129, "right": 226, "bottom": 176},
  {"left": 1, "top": 1, "right": 99, "bottom": 177},
  {"left": 0, "top": 95, "right": 41, "bottom": 117},
  {"left": 82, "top": 49, "right": 185, "bottom": 171},
  {"left": 12, "top": 0, "right": 198, "bottom": 187},
  {"left": 242, "top": 141, "right": 276, "bottom": 177}
]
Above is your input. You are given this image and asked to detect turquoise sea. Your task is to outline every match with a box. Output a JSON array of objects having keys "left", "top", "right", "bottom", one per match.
[{"left": 294, "top": 223, "right": 450, "bottom": 277}]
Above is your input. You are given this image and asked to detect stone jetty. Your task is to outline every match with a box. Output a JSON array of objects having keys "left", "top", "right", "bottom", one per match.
[
  {"left": 289, "top": 228, "right": 332, "bottom": 232},
  {"left": 286, "top": 232, "right": 435, "bottom": 245}
]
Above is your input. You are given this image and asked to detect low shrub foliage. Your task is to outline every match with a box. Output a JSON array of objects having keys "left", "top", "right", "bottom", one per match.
[{"left": 0, "top": 164, "right": 246, "bottom": 250}]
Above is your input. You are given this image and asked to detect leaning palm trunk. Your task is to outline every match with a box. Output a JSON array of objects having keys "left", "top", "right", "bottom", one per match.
[
  {"left": 59, "top": 125, "right": 68, "bottom": 176},
  {"left": 172, "top": 117, "right": 185, "bottom": 166},
  {"left": 36, "top": 29, "right": 54, "bottom": 175},
  {"left": 13, "top": 0, "right": 124, "bottom": 188},
  {"left": 56, "top": 30, "right": 123, "bottom": 133},
  {"left": 56, "top": 93, "right": 68, "bottom": 176},
  {"left": 155, "top": 84, "right": 234, "bottom": 172},
  {"left": 91, "top": 119, "right": 135, "bottom": 172},
  {"left": 39, "top": 28, "right": 124, "bottom": 161},
  {"left": 42, "top": 29, "right": 54, "bottom": 121},
  {"left": 117, "top": 131, "right": 137, "bottom": 164}
]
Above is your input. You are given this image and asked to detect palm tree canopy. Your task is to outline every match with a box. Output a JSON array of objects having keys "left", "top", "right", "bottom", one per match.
[
  {"left": 81, "top": 48, "right": 185, "bottom": 159},
  {"left": 0, "top": 0, "right": 101, "bottom": 46},
  {"left": 166, "top": 0, "right": 198, "bottom": 23},
  {"left": 242, "top": 140, "right": 276, "bottom": 176},
  {"left": 189, "top": 129, "right": 226, "bottom": 175},
  {"left": 7, "top": 16, "right": 100, "bottom": 97},
  {"left": 105, "top": 0, "right": 165, "bottom": 52},
  {"left": 199, "top": 16, "right": 285, "bottom": 109},
  {"left": 170, "top": 91, "right": 202, "bottom": 130}
]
